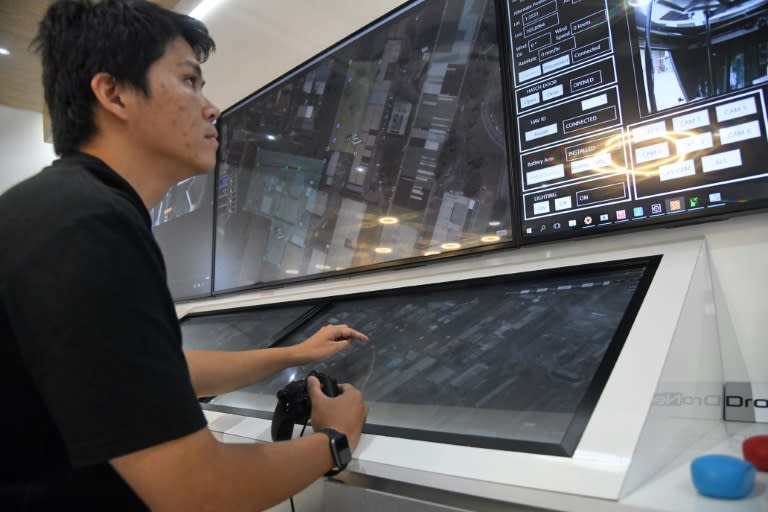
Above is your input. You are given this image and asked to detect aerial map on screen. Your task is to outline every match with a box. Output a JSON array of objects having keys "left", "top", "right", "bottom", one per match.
[
  {"left": 213, "top": 0, "right": 513, "bottom": 292},
  {"left": 204, "top": 257, "right": 657, "bottom": 454}
]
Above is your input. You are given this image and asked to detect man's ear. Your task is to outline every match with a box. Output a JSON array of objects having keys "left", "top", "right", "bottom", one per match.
[{"left": 90, "top": 72, "right": 131, "bottom": 121}]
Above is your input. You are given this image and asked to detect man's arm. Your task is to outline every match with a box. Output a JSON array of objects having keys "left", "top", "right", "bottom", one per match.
[
  {"left": 185, "top": 324, "right": 368, "bottom": 397},
  {"left": 111, "top": 377, "right": 367, "bottom": 511}
]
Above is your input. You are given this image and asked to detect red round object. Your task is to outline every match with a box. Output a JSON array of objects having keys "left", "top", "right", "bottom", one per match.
[{"left": 742, "top": 435, "right": 768, "bottom": 471}]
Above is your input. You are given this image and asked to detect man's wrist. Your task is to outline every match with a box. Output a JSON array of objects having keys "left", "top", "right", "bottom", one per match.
[{"left": 284, "top": 344, "right": 308, "bottom": 366}]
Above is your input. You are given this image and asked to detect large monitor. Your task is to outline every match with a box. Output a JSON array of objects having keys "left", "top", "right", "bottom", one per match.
[
  {"left": 191, "top": 255, "right": 659, "bottom": 456},
  {"left": 505, "top": 0, "right": 768, "bottom": 243},
  {"left": 150, "top": 173, "right": 215, "bottom": 300},
  {"left": 212, "top": 0, "right": 514, "bottom": 293}
]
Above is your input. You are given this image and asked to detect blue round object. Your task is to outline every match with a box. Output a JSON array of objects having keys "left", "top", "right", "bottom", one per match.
[{"left": 690, "top": 454, "right": 756, "bottom": 499}]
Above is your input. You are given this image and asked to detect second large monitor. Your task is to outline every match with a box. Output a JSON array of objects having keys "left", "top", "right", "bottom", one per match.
[{"left": 213, "top": 0, "right": 514, "bottom": 293}]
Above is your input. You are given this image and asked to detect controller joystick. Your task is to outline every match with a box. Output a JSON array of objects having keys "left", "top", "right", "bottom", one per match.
[{"left": 271, "top": 370, "right": 340, "bottom": 442}]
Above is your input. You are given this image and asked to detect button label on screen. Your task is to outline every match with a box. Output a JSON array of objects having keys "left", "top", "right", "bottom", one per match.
[
  {"left": 702, "top": 149, "right": 743, "bottom": 173},
  {"left": 716, "top": 97, "right": 757, "bottom": 123},
  {"left": 672, "top": 109, "right": 711, "bottom": 131},
  {"left": 719, "top": 120, "right": 762, "bottom": 145},
  {"left": 635, "top": 142, "right": 670, "bottom": 164},
  {"left": 659, "top": 160, "right": 696, "bottom": 182}
]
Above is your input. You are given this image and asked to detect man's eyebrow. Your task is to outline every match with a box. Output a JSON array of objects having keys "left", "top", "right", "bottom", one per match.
[{"left": 180, "top": 60, "right": 203, "bottom": 77}]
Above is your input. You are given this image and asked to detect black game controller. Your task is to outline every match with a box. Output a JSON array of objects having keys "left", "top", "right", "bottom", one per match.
[{"left": 271, "top": 370, "right": 340, "bottom": 441}]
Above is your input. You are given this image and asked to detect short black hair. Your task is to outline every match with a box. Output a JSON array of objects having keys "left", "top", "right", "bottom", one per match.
[{"left": 33, "top": 0, "right": 216, "bottom": 155}]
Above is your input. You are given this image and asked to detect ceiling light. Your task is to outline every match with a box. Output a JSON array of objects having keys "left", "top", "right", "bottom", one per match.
[
  {"left": 374, "top": 247, "right": 393, "bottom": 254},
  {"left": 189, "top": 0, "right": 222, "bottom": 20},
  {"left": 481, "top": 235, "right": 501, "bottom": 243},
  {"left": 378, "top": 216, "right": 399, "bottom": 225},
  {"left": 0, "top": 48, "right": 10, "bottom": 56},
  {"left": 440, "top": 242, "right": 461, "bottom": 250},
  {"left": 488, "top": 220, "right": 501, "bottom": 227}
]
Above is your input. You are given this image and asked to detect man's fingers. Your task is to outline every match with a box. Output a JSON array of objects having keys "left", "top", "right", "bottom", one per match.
[
  {"left": 330, "top": 325, "right": 368, "bottom": 342},
  {"left": 307, "top": 375, "right": 323, "bottom": 398}
]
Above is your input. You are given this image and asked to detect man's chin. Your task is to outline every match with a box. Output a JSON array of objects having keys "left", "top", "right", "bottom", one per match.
[{"left": 192, "top": 161, "right": 217, "bottom": 176}]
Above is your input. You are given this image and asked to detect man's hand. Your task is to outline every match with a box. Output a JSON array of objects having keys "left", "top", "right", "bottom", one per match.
[
  {"left": 308, "top": 376, "right": 367, "bottom": 451},
  {"left": 293, "top": 324, "right": 368, "bottom": 364}
]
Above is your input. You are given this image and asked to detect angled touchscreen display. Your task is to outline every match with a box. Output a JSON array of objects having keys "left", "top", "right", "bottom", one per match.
[
  {"left": 213, "top": 0, "right": 513, "bottom": 293},
  {"left": 180, "top": 302, "right": 318, "bottom": 352},
  {"left": 203, "top": 256, "right": 659, "bottom": 456}
]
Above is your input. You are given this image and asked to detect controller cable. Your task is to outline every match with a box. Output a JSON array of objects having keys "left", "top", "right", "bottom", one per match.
[{"left": 289, "top": 419, "right": 311, "bottom": 512}]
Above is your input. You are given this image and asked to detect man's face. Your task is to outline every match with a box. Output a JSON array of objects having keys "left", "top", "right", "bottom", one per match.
[{"left": 130, "top": 37, "right": 220, "bottom": 180}]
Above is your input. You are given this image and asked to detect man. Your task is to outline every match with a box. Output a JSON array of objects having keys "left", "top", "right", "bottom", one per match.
[{"left": 0, "top": 1, "right": 368, "bottom": 510}]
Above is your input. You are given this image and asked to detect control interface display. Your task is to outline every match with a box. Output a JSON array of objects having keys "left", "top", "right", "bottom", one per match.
[{"left": 505, "top": 0, "right": 768, "bottom": 241}]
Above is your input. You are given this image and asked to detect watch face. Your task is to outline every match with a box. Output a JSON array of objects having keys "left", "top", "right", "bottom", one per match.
[
  {"left": 323, "top": 428, "right": 351, "bottom": 471},
  {"left": 337, "top": 444, "right": 352, "bottom": 467},
  {"left": 330, "top": 432, "right": 350, "bottom": 467}
]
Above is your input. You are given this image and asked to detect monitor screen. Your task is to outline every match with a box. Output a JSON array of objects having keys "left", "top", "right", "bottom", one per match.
[
  {"left": 212, "top": 0, "right": 514, "bottom": 293},
  {"left": 150, "top": 173, "right": 215, "bottom": 300},
  {"left": 180, "top": 302, "right": 320, "bottom": 352},
  {"left": 505, "top": 0, "right": 768, "bottom": 242},
  {"left": 202, "top": 255, "right": 659, "bottom": 456}
]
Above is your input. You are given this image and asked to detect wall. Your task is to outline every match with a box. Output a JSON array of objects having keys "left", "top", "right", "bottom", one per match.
[{"left": 0, "top": 105, "right": 57, "bottom": 193}]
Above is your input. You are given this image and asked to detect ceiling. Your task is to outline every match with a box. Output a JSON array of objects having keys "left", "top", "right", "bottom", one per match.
[{"left": 0, "top": 0, "right": 179, "bottom": 114}]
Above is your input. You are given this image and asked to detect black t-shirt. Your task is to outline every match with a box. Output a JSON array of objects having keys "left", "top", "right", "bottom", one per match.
[{"left": 0, "top": 153, "right": 207, "bottom": 510}]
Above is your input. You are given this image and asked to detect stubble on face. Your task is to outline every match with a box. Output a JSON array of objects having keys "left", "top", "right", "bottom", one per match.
[{"left": 138, "top": 38, "right": 220, "bottom": 184}]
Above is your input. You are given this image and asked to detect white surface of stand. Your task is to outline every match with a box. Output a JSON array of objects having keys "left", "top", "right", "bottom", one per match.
[
  {"left": 189, "top": 239, "right": 718, "bottom": 501},
  {"left": 193, "top": 236, "right": 768, "bottom": 511},
  {"left": 205, "top": 411, "right": 768, "bottom": 511}
]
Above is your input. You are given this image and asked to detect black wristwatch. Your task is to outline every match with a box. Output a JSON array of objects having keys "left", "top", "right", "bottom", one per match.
[{"left": 318, "top": 428, "right": 351, "bottom": 476}]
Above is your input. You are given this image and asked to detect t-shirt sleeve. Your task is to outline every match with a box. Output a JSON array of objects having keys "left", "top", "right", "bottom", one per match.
[{"left": 5, "top": 210, "right": 206, "bottom": 467}]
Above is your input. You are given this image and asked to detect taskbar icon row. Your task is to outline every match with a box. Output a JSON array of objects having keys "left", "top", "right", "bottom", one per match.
[{"left": 523, "top": 191, "right": 726, "bottom": 236}]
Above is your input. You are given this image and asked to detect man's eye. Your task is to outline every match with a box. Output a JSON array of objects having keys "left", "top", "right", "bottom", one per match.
[{"left": 185, "top": 76, "right": 197, "bottom": 86}]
